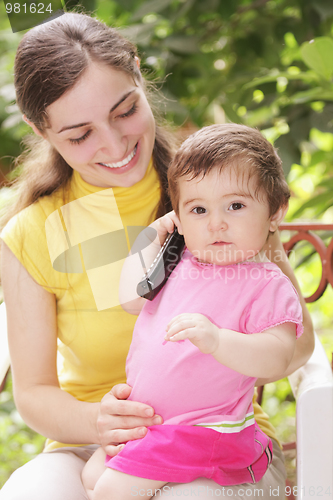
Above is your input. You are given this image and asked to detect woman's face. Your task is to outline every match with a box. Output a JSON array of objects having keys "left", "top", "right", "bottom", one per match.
[{"left": 40, "top": 62, "right": 156, "bottom": 188}]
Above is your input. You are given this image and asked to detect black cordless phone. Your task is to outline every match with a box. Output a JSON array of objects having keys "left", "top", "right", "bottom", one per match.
[{"left": 136, "top": 228, "right": 185, "bottom": 301}]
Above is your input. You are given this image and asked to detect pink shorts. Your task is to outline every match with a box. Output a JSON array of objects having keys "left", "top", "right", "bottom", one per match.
[{"left": 105, "top": 424, "right": 273, "bottom": 486}]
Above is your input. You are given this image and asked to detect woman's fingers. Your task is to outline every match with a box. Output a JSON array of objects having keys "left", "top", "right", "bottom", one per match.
[
  {"left": 109, "top": 383, "right": 132, "bottom": 400},
  {"left": 102, "top": 425, "right": 149, "bottom": 452},
  {"left": 97, "top": 383, "right": 163, "bottom": 449},
  {"left": 99, "top": 412, "right": 163, "bottom": 432},
  {"left": 100, "top": 416, "right": 162, "bottom": 451},
  {"left": 100, "top": 390, "right": 156, "bottom": 418}
]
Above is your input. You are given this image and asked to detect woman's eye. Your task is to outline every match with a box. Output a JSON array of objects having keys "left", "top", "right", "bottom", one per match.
[
  {"left": 192, "top": 207, "right": 206, "bottom": 214},
  {"left": 69, "top": 130, "right": 91, "bottom": 145},
  {"left": 118, "top": 103, "right": 138, "bottom": 119},
  {"left": 229, "top": 202, "right": 244, "bottom": 211}
]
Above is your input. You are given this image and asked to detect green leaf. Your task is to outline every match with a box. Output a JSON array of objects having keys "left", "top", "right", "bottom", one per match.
[
  {"left": 119, "top": 23, "right": 156, "bottom": 45},
  {"left": 288, "top": 87, "right": 333, "bottom": 104},
  {"left": 131, "top": 0, "right": 173, "bottom": 22},
  {"left": 317, "top": 177, "right": 333, "bottom": 189},
  {"left": 274, "top": 134, "right": 300, "bottom": 176},
  {"left": 163, "top": 36, "right": 199, "bottom": 54},
  {"left": 300, "top": 37, "right": 333, "bottom": 81},
  {"left": 291, "top": 190, "right": 333, "bottom": 218},
  {"left": 243, "top": 71, "right": 318, "bottom": 89}
]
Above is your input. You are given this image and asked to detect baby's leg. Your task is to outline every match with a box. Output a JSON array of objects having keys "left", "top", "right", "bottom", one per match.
[
  {"left": 81, "top": 447, "right": 108, "bottom": 500},
  {"left": 93, "top": 468, "right": 167, "bottom": 500}
]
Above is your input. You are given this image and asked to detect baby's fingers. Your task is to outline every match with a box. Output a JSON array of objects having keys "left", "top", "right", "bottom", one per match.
[
  {"left": 164, "top": 330, "right": 190, "bottom": 342},
  {"left": 165, "top": 320, "right": 196, "bottom": 342},
  {"left": 167, "top": 313, "right": 193, "bottom": 331},
  {"left": 104, "top": 443, "right": 126, "bottom": 457},
  {"left": 166, "top": 317, "right": 190, "bottom": 335}
]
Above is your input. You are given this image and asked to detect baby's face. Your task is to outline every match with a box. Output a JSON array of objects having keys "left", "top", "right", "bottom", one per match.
[{"left": 177, "top": 167, "right": 281, "bottom": 266}]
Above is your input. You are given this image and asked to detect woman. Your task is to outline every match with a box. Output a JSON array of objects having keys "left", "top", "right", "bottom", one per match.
[{"left": 0, "top": 12, "right": 314, "bottom": 499}]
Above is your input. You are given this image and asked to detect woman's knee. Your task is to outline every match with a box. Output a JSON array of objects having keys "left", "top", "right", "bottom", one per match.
[{"left": 0, "top": 451, "right": 88, "bottom": 500}]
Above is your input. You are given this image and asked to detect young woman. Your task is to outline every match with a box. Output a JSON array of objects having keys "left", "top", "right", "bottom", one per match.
[{"left": 0, "top": 12, "right": 314, "bottom": 500}]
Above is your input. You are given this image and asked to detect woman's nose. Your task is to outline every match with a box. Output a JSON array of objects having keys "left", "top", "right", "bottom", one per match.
[{"left": 98, "top": 125, "right": 128, "bottom": 160}]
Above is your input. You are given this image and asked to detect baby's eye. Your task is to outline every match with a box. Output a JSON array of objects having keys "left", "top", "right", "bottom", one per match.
[
  {"left": 192, "top": 207, "right": 206, "bottom": 214},
  {"left": 229, "top": 202, "right": 244, "bottom": 211}
]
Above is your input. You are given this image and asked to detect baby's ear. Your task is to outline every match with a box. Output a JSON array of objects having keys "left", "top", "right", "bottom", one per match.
[
  {"left": 177, "top": 223, "right": 183, "bottom": 235},
  {"left": 176, "top": 218, "right": 184, "bottom": 236},
  {"left": 269, "top": 203, "right": 289, "bottom": 233}
]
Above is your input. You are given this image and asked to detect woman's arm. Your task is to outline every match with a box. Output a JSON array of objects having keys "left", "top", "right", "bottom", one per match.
[
  {"left": 256, "top": 231, "right": 315, "bottom": 384},
  {"left": 2, "top": 241, "right": 100, "bottom": 443},
  {"left": 1, "top": 243, "right": 162, "bottom": 453}
]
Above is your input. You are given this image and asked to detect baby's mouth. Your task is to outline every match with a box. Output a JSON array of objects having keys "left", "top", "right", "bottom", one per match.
[
  {"left": 212, "top": 241, "right": 231, "bottom": 246},
  {"left": 98, "top": 144, "right": 138, "bottom": 169}
]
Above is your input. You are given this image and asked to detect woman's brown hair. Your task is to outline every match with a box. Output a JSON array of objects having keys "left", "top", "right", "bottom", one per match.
[{"left": 1, "top": 12, "right": 174, "bottom": 229}]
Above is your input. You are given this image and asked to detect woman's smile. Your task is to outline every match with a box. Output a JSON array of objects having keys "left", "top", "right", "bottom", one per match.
[{"left": 97, "top": 143, "right": 138, "bottom": 170}]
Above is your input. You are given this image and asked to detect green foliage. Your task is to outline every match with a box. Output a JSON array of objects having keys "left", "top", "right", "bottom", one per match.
[
  {"left": 0, "top": 1, "right": 30, "bottom": 177},
  {"left": 0, "top": 374, "right": 45, "bottom": 487}
]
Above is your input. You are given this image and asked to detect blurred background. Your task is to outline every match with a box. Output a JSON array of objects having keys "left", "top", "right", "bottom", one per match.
[{"left": 0, "top": 0, "right": 333, "bottom": 488}]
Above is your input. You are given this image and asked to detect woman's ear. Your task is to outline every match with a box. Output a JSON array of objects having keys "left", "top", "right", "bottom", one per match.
[
  {"left": 269, "top": 203, "right": 289, "bottom": 233},
  {"left": 135, "top": 56, "right": 141, "bottom": 70},
  {"left": 22, "top": 115, "right": 45, "bottom": 138}
]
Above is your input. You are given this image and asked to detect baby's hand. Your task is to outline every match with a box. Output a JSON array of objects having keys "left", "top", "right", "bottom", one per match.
[
  {"left": 150, "top": 210, "right": 182, "bottom": 246},
  {"left": 165, "top": 313, "right": 220, "bottom": 354}
]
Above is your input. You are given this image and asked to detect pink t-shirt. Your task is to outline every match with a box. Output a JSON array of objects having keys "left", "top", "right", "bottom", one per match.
[{"left": 126, "top": 250, "right": 303, "bottom": 431}]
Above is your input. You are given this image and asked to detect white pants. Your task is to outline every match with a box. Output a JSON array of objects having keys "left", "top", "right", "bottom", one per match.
[{"left": 0, "top": 439, "right": 286, "bottom": 499}]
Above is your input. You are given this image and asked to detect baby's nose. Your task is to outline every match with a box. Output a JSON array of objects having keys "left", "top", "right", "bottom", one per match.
[{"left": 208, "top": 215, "right": 227, "bottom": 231}]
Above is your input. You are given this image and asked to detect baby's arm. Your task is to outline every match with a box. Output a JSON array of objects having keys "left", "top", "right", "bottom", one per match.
[
  {"left": 165, "top": 313, "right": 296, "bottom": 378},
  {"left": 259, "top": 231, "right": 314, "bottom": 381},
  {"left": 119, "top": 211, "right": 180, "bottom": 315}
]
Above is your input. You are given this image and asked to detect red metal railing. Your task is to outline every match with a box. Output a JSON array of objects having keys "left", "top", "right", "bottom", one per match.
[{"left": 280, "top": 223, "right": 333, "bottom": 302}]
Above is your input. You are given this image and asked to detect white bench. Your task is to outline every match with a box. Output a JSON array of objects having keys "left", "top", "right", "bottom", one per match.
[{"left": 288, "top": 334, "right": 333, "bottom": 498}]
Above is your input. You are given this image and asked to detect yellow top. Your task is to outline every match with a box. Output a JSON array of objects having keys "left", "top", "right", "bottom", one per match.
[{"left": 1, "top": 161, "right": 279, "bottom": 450}]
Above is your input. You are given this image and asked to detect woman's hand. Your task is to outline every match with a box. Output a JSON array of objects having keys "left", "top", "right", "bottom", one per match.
[
  {"left": 165, "top": 313, "right": 220, "bottom": 354},
  {"left": 97, "top": 383, "right": 163, "bottom": 456}
]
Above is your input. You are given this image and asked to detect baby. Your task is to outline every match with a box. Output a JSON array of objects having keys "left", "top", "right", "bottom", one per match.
[{"left": 82, "top": 123, "right": 303, "bottom": 500}]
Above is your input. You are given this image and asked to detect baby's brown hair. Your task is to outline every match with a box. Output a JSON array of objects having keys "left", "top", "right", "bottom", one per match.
[{"left": 168, "top": 123, "right": 290, "bottom": 217}]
